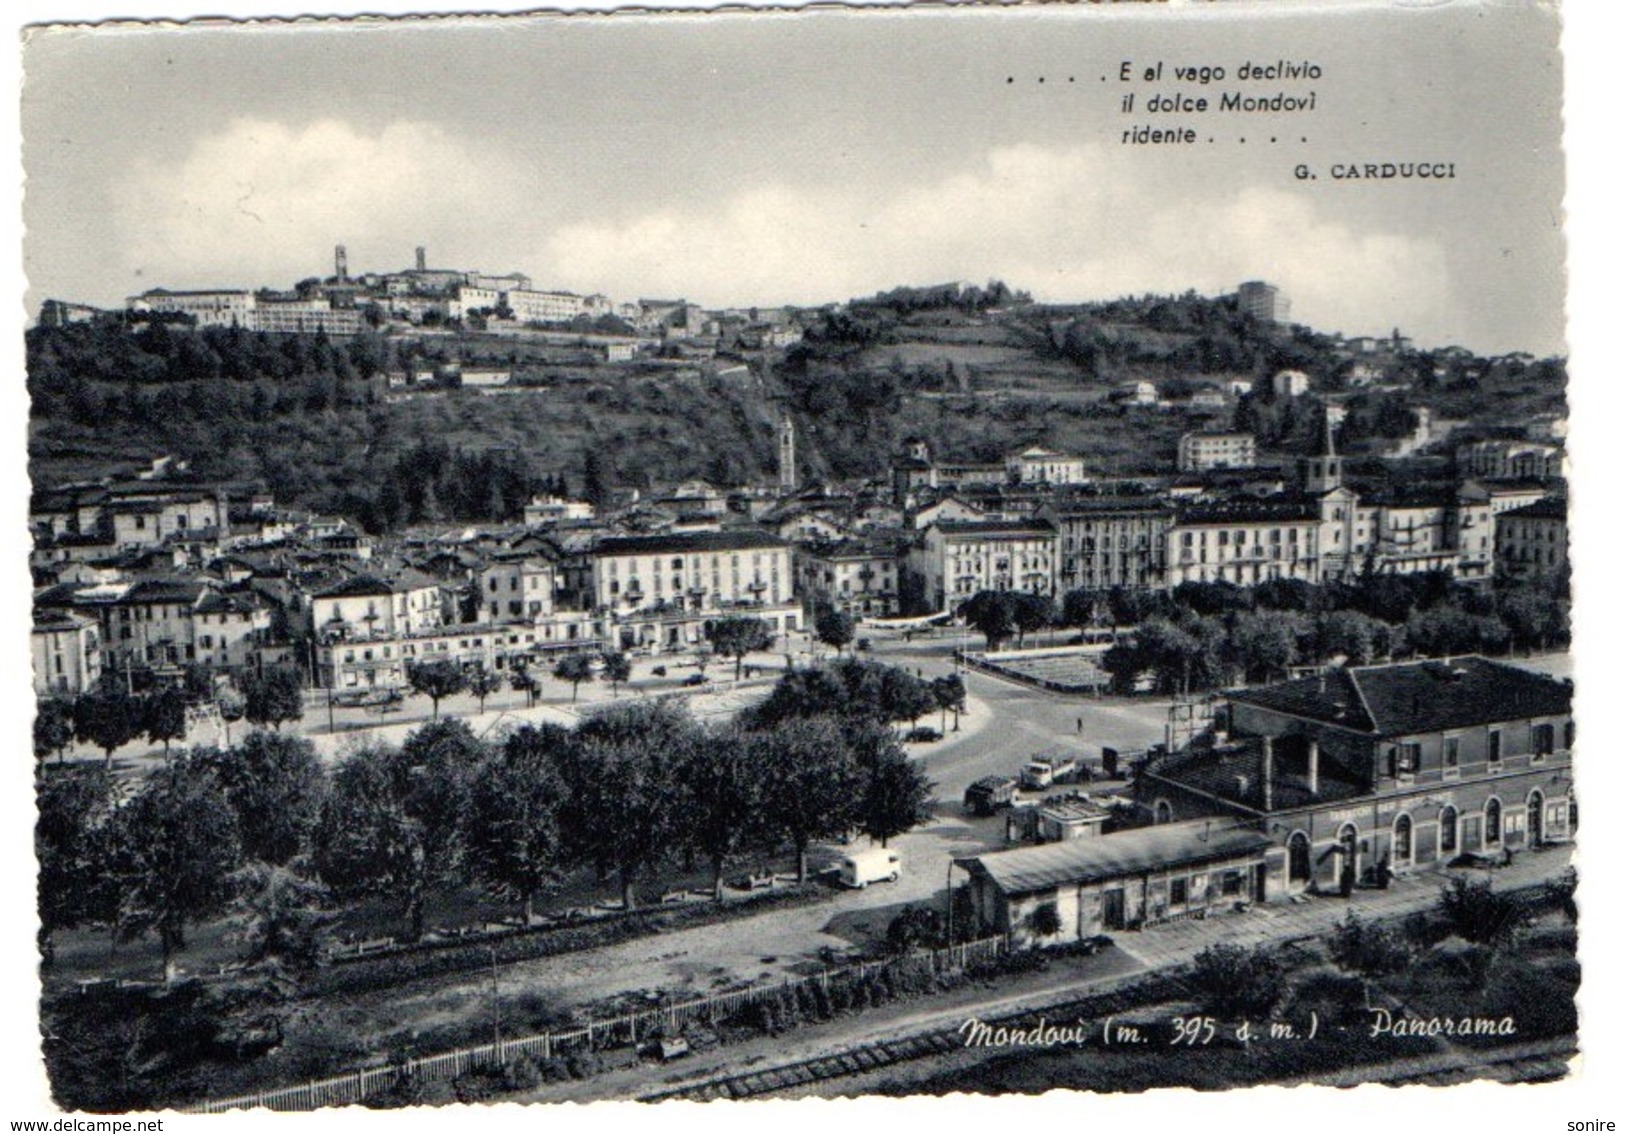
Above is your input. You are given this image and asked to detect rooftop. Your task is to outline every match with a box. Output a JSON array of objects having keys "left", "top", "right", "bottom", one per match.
[
  {"left": 1501, "top": 497, "right": 1567, "bottom": 521},
  {"left": 595, "top": 529, "right": 789, "bottom": 556},
  {"left": 1228, "top": 656, "right": 1571, "bottom": 737},
  {"left": 961, "top": 823, "right": 1270, "bottom": 896}
]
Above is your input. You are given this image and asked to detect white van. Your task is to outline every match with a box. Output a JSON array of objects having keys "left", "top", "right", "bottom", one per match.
[{"left": 837, "top": 847, "right": 901, "bottom": 889}]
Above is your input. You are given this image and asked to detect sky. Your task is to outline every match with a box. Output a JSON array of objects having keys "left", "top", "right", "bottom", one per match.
[{"left": 20, "top": 1, "right": 1566, "bottom": 355}]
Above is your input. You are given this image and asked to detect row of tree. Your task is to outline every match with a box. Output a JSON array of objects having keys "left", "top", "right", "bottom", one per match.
[
  {"left": 34, "top": 667, "right": 305, "bottom": 768},
  {"left": 37, "top": 660, "right": 940, "bottom": 981},
  {"left": 956, "top": 570, "right": 1568, "bottom": 694}
]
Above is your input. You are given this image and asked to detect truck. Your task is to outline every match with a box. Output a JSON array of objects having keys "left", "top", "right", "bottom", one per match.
[
  {"left": 963, "top": 775, "right": 1020, "bottom": 817},
  {"left": 1021, "top": 755, "right": 1080, "bottom": 790},
  {"left": 836, "top": 846, "right": 902, "bottom": 889}
]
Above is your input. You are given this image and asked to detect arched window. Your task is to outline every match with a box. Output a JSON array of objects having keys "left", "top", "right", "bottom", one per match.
[
  {"left": 1287, "top": 832, "right": 1312, "bottom": 883},
  {"left": 1154, "top": 800, "right": 1173, "bottom": 825},
  {"left": 1439, "top": 806, "right": 1458, "bottom": 855},
  {"left": 1393, "top": 814, "right": 1413, "bottom": 864},
  {"left": 1485, "top": 798, "right": 1503, "bottom": 846}
]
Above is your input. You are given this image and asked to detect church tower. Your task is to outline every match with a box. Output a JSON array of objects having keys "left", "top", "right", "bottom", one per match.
[
  {"left": 1299, "top": 410, "right": 1344, "bottom": 495},
  {"left": 778, "top": 413, "right": 797, "bottom": 494}
]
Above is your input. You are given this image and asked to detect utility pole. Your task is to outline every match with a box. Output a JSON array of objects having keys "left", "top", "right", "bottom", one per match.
[{"left": 490, "top": 945, "right": 502, "bottom": 1052}]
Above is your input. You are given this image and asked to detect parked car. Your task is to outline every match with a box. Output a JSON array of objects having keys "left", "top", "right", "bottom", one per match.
[
  {"left": 836, "top": 846, "right": 901, "bottom": 889},
  {"left": 903, "top": 726, "right": 942, "bottom": 743},
  {"left": 682, "top": 673, "right": 710, "bottom": 687}
]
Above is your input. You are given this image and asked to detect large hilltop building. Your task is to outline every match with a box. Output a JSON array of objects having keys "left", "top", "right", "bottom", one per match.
[{"left": 1237, "top": 279, "right": 1290, "bottom": 324}]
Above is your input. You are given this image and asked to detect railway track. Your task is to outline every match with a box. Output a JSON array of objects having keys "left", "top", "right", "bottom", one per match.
[{"left": 642, "top": 974, "right": 1195, "bottom": 1101}]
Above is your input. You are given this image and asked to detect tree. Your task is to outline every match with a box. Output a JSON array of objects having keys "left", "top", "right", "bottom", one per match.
[
  {"left": 1437, "top": 876, "right": 1530, "bottom": 946},
  {"left": 313, "top": 723, "right": 484, "bottom": 944},
  {"left": 466, "top": 726, "right": 569, "bottom": 922},
  {"left": 144, "top": 685, "right": 189, "bottom": 757},
  {"left": 1061, "top": 588, "right": 1100, "bottom": 630},
  {"left": 1226, "top": 610, "right": 1302, "bottom": 684},
  {"left": 1327, "top": 911, "right": 1413, "bottom": 1005},
  {"left": 1313, "top": 609, "right": 1381, "bottom": 666},
  {"left": 205, "top": 732, "right": 326, "bottom": 866},
  {"left": 73, "top": 689, "right": 145, "bottom": 769},
  {"left": 751, "top": 716, "right": 862, "bottom": 883},
  {"left": 1545, "top": 866, "right": 1578, "bottom": 924},
  {"left": 225, "top": 862, "right": 333, "bottom": 971},
  {"left": 681, "top": 730, "right": 768, "bottom": 900},
  {"left": 559, "top": 703, "right": 696, "bottom": 910},
  {"left": 313, "top": 745, "right": 428, "bottom": 940},
  {"left": 859, "top": 745, "right": 934, "bottom": 848},
  {"left": 553, "top": 653, "right": 594, "bottom": 703},
  {"left": 34, "top": 698, "right": 75, "bottom": 767},
  {"left": 813, "top": 604, "right": 856, "bottom": 656},
  {"left": 509, "top": 664, "right": 541, "bottom": 707},
  {"left": 958, "top": 590, "right": 1019, "bottom": 651},
  {"left": 466, "top": 665, "right": 503, "bottom": 714},
  {"left": 931, "top": 673, "right": 967, "bottom": 732},
  {"left": 879, "top": 665, "right": 937, "bottom": 728},
  {"left": 704, "top": 616, "right": 774, "bottom": 680},
  {"left": 406, "top": 659, "right": 468, "bottom": 720},
  {"left": 1189, "top": 942, "right": 1284, "bottom": 1019},
  {"left": 111, "top": 756, "right": 243, "bottom": 982},
  {"left": 600, "top": 650, "right": 632, "bottom": 697},
  {"left": 243, "top": 666, "right": 304, "bottom": 731},
  {"left": 36, "top": 764, "right": 118, "bottom": 963},
  {"left": 1012, "top": 592, "right": 1054, "bottom": 648}
]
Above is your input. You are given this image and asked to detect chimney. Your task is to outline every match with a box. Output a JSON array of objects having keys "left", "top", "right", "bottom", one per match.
[
  {"left": 1261, "top": 736, "right": 1274, "bottom": 811},
  {"left": 1307, "top": 738, "right": 1320, "bottom": 796},
  {"left": 415, "top": 246, "right": 427, "bottom": 272}
]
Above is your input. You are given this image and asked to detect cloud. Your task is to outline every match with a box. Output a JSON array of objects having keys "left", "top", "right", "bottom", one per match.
[
  {"left": 116, "top": 118, "right": 527, "bottom": 287},
  {"left": 547, "top": 144, "right": 1451, "bottom": 341}
]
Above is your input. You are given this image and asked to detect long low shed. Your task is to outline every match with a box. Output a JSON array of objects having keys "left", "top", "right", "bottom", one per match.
[{"left": 958, "top": 822, "right": 1272, "bottom": 946}]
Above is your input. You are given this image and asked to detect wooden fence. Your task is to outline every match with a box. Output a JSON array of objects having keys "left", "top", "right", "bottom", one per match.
[{"left": 185, "top": 934, "right": 1009, "bottom": 1112}]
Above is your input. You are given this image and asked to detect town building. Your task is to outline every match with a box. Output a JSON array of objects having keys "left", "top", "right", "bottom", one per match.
[
  {"left": 795, "top": 538, "right": 903, "bottom": 618},
  {"left": 909, "top": 519, "right": 1058, "bottom": 614},
  {"left": 129, "top": 288, "right": 255, "bottom": 328},
  {"left": 1046, "top": 498, "right": 1173, "bottom": 592},
  {"left": 589, "top": 529, "right": 800, "bottom": 652},
  {"left": 32, "top": 610, "right": 102, "bottom": 697},
  {"left": 1271, "top": 369, "right": 1311, "bottom": 398},
  {"left": 1164, "top": 500, "right": 1323, "bottom": 587},
  {"left": 1457, "top": 439, "right": 1565, "bottom": 481},
  {"left": 478, "top": 553, "right": 559, "bottom": 623},
  {"left": 1005, "top": 447, "right": 1088, "bottom": 486},
  {"left": 1495, "top": 497, "right": 1568, "bottom": 580},
  {"left": 957, "top": 822, "right": 1273, "bottom": 946},
  {"left": 1177, "top": 431, "right": 1258, "bottom": 473},
  {"left": 1135, "top": 657, "right": 1574, "bottom": 896},
  {"left": 310, "top": 571, "right": 447, "bottom": 641},
  {"left": 523, "top": 496, "right": 596, "bottom": 525}
]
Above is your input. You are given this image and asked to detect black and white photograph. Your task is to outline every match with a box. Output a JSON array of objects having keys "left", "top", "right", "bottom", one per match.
[{"left": 9, "top": 0, "right": 1617, "bottom": 1121}]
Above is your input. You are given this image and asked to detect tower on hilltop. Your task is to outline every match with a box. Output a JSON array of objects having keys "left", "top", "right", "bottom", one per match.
[
  {"left": 334, "top": 244, "right": 348, "bottom": 282},
  {"left": 415, "top": 246, "right": 427, "bottom": 272},
  {"left": 778, "top": 413, "right": 797, "bottom": 494}
]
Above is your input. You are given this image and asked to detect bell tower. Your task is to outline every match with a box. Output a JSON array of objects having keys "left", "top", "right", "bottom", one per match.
[
  {"left": 778, "top": 413, "right": 797, "bottom": 494},
  {"left": 1300, "top": 410, "right": 1344, "bottom": 495}
]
